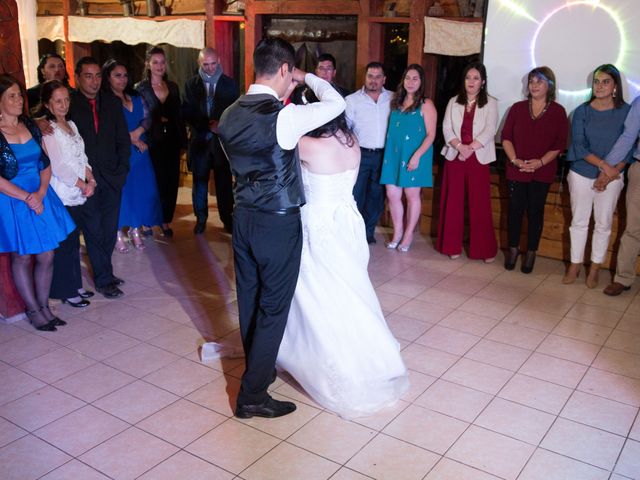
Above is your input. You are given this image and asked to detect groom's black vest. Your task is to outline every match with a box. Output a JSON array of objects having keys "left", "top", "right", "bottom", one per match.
[{"left": 218, "top": 93, "right": 305, "bottom": 212}]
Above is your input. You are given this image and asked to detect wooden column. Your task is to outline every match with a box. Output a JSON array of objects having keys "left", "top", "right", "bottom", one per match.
[
  {"left": 205, "top": 0, "right": 215, "bottom": 48},
  {"left": 0, "top": 0, "right": 26, "bottom": 320},
  {"left": 243, "top": 0, "right": 261, "bottom": 90}
]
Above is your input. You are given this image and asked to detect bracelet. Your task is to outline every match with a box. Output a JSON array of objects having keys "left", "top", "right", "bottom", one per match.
[
  {"left": 539, "top": 159, "right": 544, "bottom": 167},
  {"left": 24, "top": 193, "right": 31, "bottom": 202},
  {"left": 510, "top": 158, "right": 518, "bottom": 166}
]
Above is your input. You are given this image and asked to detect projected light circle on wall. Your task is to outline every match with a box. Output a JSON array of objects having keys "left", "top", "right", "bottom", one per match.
[{"left": 530, "top": 1, "right": 626, "bottom": 97}]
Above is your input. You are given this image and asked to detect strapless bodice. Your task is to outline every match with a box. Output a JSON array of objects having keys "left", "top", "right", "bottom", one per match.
[{"left": 301, "top": 167, "right": 358, "bottom": 208}]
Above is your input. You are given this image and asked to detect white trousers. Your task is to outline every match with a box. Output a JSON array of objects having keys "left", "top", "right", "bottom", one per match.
[{"left": 568, "top": 170, "right": 624, "bottom": 264}]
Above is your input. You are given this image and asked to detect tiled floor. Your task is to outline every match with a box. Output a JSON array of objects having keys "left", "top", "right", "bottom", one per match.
[{"left": 1, "top": 188, "right": 640, "bottom": 480}]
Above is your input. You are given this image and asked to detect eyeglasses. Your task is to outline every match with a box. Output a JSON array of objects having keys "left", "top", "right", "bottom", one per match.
[{"left": 316, "top": 66, "right": 335, "bottom": 72}]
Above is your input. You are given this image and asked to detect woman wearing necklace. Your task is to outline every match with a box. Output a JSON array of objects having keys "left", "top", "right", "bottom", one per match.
[
  {"left": 135, "top": 46, "right": 186, "bottom": 238},
  {"left": 437, "top": 62, "right": 499, "bottom": 262},
  {"left": 380, "top": 64, "right": 437, "bottom": 252},
  {"left": 0, "top": 75, "right": 75, "bottom": 330},
  {"left": 103, "top": 59, "right": 162, "bottom": 252},
  {"left": 502, "top": 66, "right": 568, "bottom": 273},
  {"left": 37, "top": 80, "right": 96, "bottom": 308},
  {"left": 563, "top": 64, "right": 631, "bottom": 287}
]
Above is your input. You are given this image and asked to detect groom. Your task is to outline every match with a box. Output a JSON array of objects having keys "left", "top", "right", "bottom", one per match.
[{"left": 218, "top": 37, "right": 345, "bottom": 418}]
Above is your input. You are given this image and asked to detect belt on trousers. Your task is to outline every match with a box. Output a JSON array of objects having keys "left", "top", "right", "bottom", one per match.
[
  {"left": 360, "top": 147, "right": 384, "bottom": 153},
  {"left": 236, "top": 205, "right": 301, "bottom": 216}
]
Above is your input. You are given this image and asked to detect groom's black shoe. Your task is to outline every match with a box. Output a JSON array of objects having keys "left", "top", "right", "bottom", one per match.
[{"left": 235, "top": 397, "right": 296, "bottom": 419}]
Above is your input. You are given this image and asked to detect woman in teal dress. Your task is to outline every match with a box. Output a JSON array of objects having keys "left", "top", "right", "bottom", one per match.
[
  {"left": 102, "top": 60, "right": 162, "bottom": 252},
  {"left": 380, "top": 64, "right": 437, "bottom": 252},
  {"left": 0, "top": 75, "right": 75, "bottom": 331}
]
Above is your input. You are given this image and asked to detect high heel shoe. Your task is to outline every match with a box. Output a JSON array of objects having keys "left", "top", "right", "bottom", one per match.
[
  {"left": 562, "top": 263, "right": 581, "bottom": 284},
  {"left": 586, "top": 263, "right": 601, "bottom": 289},
  {"left": 398, "top": 243, "right": 411, "bottom": 252},
  {"left": 505, "top": 247, "right": 519, "bottom": 271},
  {"left": 41, "top": 306, "right": 67, "bottom": 326},
  {"left": 26, "top": 310, "right": 57, "bottom": 332},
  {"left": 521, "top": 250, "right": 536, "bottom": 274},
  {"left": 385, "top": 241, "right": 400, "bottom": 249},
  {"left": 128, "top": 228, "right": 145, "bottom": 250},
  {"left": 116, "top": 231, "right": 129, "bottom": 254},
  {"left": 62, "top": 297, "right": 90, "bottom": 308}
]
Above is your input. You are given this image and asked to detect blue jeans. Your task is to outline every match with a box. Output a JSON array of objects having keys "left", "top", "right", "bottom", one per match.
[{"left": 353, "top": 149, "right": 384, "bottom": 239}]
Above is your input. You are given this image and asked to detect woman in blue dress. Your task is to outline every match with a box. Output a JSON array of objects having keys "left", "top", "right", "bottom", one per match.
[
  {"left": 0, "top": 75, "right": 75, "bottom": 331},
  {"left": 380, "top": 64, "right": 437, "bottom": 252},
  {"left": 102, "top": 60, "right": 162, "bottom": 252}
]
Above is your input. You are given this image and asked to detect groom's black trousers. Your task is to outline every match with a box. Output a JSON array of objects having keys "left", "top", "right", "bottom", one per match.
[{"left": 232, "top": 207, "right": 303, "bottom": 406}]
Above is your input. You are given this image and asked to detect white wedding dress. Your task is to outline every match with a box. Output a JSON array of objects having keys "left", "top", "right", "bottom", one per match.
[{"left": 277, "top": 166, "right": 409, "bottom": 419}]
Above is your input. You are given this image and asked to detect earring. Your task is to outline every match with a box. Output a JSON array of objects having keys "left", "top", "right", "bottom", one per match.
[{"left": 613, "top": 90, "right": 617, "bottom": 98}]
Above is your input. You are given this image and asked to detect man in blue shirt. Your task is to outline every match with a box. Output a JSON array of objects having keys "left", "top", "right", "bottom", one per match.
[{"left": 603, "top": 96, "right": 640, "bottom": 295}]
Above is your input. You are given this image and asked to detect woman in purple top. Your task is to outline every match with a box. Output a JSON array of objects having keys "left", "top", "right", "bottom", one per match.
[{"left": 502, "top": 67, "right": 568, "bottom": 273}]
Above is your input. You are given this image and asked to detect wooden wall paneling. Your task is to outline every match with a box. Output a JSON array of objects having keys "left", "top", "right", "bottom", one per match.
[{"left": 243, "top": 0, "right": 261, "bottom": 90}]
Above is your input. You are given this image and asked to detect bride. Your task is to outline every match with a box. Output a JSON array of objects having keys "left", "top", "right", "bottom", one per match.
[{"left": 277, "top": 89, "right": 409, "bottom": 419}]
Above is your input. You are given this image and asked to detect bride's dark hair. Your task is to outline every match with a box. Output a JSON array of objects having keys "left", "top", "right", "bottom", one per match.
[{"left": 292, "top": 87, "right": 356, "bottom": 147}]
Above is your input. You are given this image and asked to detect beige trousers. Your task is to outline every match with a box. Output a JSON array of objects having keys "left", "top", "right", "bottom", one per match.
[{"left": 614, "top": 161, "right": 640, "bottom": 286}]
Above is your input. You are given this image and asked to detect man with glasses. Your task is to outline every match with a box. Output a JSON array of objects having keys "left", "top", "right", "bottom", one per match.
[{"left": 314, "top": 53, "right": 350, "bottom": 98}]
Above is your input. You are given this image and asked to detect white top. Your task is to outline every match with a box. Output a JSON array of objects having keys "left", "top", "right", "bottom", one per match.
[
  {"left": 246, "top": 73, "right": 346, "bottom": 151},
  {"left": 345, "top": 87, "right": 393, "bottom": 149},
  {"left": 441, "top": 95, "right": 499, "bottom": 165},
  {"left": 42, "top": 121, "right": 90, "bottom": 206}
]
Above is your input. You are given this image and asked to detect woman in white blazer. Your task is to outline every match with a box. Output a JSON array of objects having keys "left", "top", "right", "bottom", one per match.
[{"left": 436, "top": 62, "right": 499, "bottom": 261}]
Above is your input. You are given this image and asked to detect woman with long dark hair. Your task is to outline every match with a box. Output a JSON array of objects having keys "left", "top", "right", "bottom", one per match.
[
  {"left": 436, "top": 61, "right": 499, "bottom": 261},
  {"left": 563, "top": 64, "right": 631, "bottom": 287},
  {"left": 277, "top": 86, "right": 409, "bottom": 419},
  {"left": 102, "top": 59, "right": 162, "bottom": 252},
  {"left": 502, "top": 66, "right": 568, "bottom": 273},
  {"left": 380, "top": 64, "right": 437, "bottom": 252},
  {"left": 135, "top": 46, "right": 186, "bottom": 237},
  {"left": 0, "top": 75, "right": 74, "bottom": 330}
]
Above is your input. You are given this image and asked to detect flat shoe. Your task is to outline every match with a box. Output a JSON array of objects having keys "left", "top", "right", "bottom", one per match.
[
  {"left": 62, "top": 298, "right": 90, "bottom": 308},
  {"left": 236, "top": 397, "right": 296, "bottom": 419},
  {"left": 449, "top": 254, "right": 461, "bottom": 260},
  {"left": 385, "top": 241, "right": 399, "bottom": 249},
  {"left": 603, "top": 282, "right": 631, "bottom": 296},
  {"left": 78, "top": 290, "right": 94, "bottom": 299},
  {"left": 97, "top": 284, "right": 124, "bottom": 299},
  {"left": 398, "top": 244, "right": 411, "bottom": 252}
]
